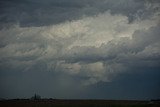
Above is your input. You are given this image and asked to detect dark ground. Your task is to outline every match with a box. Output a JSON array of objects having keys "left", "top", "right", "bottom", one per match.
[{"left": 0, "top": 99, "right": 160, "bottom": 107}]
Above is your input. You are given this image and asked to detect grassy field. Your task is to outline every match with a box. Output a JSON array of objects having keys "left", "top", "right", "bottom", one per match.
[{"left": 0, "top": 99, "right": 160, "bottom": 107}]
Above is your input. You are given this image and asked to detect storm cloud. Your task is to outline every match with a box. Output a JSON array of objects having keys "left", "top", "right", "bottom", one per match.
[{"left": 0, "top": 0, "right": 160, "bottom": 99}]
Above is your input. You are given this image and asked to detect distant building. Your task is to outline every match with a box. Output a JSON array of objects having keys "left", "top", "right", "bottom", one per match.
[{"left": 31, "top": 94, "right": 41, "bottom": 100}]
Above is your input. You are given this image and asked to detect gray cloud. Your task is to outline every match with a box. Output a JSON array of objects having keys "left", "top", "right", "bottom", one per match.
[
  {"left": 0, "top": 0, "right": 160, "bottom": 99},
  {"left": 0, "top": 10, "right": 159, "bottom": 85},
  {"left": 0, "top": 0, "right": 159, "bottom": 28}
]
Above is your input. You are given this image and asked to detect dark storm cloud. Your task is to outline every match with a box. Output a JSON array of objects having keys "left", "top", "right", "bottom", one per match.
[
  {"left": 0, "top": 0, "right": 160, "bottom": 99},
  {"left": 0, "top": 0, "right": 159, "bottom": 28},
  {"left": 0, "top": 12, "right": 159, "bottom": 84}
]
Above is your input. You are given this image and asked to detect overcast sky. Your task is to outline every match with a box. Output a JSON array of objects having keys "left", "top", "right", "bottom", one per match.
[{"left": 0, "top": 0, "right": 160, "bottom": 100}]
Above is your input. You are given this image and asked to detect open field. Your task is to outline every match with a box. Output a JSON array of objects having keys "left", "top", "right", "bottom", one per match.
[{"left": 0, "top": 99, "right": 160, "bottom": 107}]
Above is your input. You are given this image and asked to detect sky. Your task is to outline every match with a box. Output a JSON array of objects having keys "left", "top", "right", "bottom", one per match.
[{"left": 0, "top": 0, "right": 160, "bottom": 100}]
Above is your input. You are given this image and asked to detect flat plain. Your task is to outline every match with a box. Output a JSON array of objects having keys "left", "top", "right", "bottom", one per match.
[{"left": 0, "top": 99, "right": 160, "bottom": 107}]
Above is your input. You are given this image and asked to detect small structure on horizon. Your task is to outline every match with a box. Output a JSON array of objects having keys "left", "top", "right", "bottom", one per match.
[{"left": 31, "top": 94, "right": 41, "bottom": 100}]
